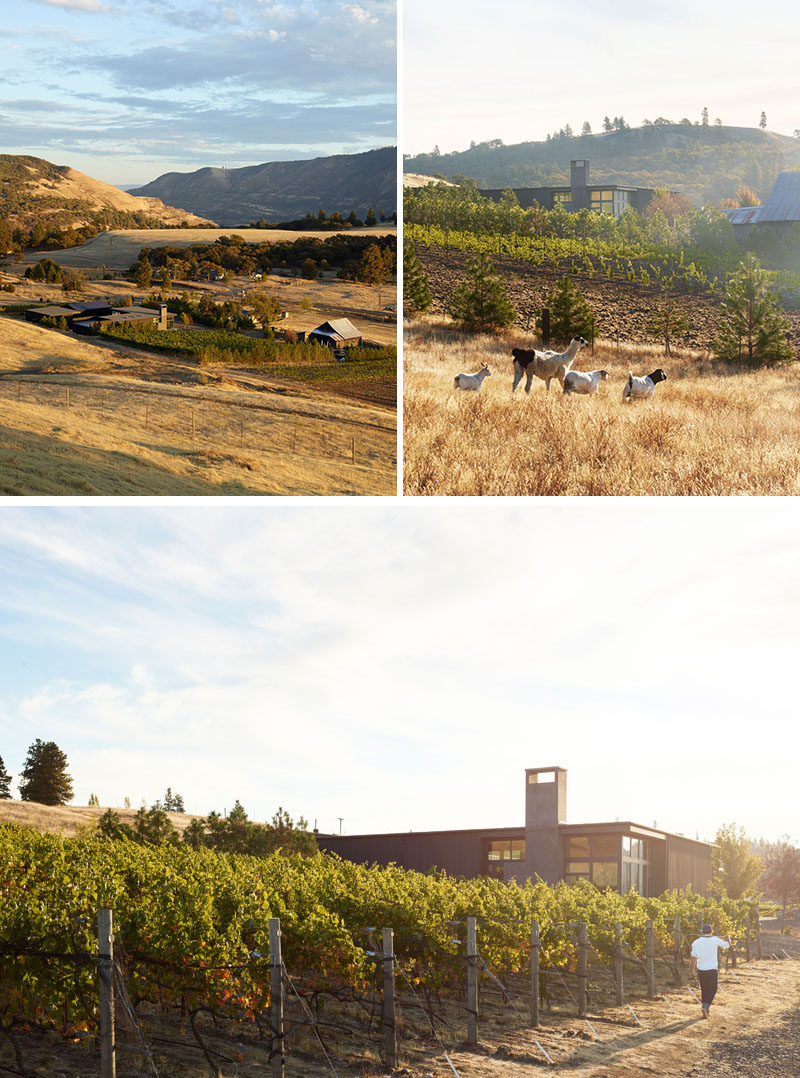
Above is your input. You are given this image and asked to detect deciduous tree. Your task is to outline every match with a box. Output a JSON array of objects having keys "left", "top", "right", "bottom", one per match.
[
  {"left": 760, "top": 840, "right": 800, "bottom": 919},
  {"left": 711, "top": 823, "right": 763, "bottom": 899}
]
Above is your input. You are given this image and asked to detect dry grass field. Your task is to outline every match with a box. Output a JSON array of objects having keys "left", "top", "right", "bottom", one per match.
[
  {"left": 404, "top": 319, "right": 800, "bottom": 496},
  {"left": 23, "top": 226, "right": 395, "bottom": 271},
  {"left": 0, "top": 320, "right": 396, "bottom": 495}
]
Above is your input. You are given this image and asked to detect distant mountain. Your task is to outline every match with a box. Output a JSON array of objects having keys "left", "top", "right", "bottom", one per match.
[
  {"left": 130, "top": 147, "right": 397, "bottom": 226},
  {"left": 0, "top": 154, "right": 214, "bottom": 229},
  {"left": 404, "top": 126, "right": 800, "bottom": 205}
]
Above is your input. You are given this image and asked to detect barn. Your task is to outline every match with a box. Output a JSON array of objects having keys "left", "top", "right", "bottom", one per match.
[
  {"left": 318, "top": 766, "right": 713, "bottom": 896},
  {"left": 306, "top": 318, "right": 362, "bottom": 349},
  {"left": 725, "top": 171, "right": 800, "bottom": 240}
]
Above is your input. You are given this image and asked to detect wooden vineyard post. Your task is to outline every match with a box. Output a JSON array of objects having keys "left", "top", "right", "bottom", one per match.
[
  {"left": 576, "top": 922, "right": 587, "bottom": 1017},
  {"left": 645, "top": 920, "right": 655, "bottom": 1000},
  {"left": 97, "top": 908, "right": 116, "bottom": 1078},
  {"left": 614, "top": 922, "right": 624, "bottom": 1006},
  {"left": 530, "top": 920, "right": 540, "bottom": 1028},
  {"left": 382, "top": 928, "right": 397, "bottom": 1069},
  {"left": 269, "top": 918, "right": 285, "bottom": 1078},
  {"left": 466, "top": 916, "right": 478, "bottom": 1047},
  {"left": 673, "top": 916, "right": 682, "bottom": 986}
]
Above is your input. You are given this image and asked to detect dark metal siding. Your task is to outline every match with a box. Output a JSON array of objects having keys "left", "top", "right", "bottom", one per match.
[
  {"left": 318, "top": 828, "right": 522, "bottom": 878},
  {"left": 665, "top": 835, "right": 712, "bottom": 894}
]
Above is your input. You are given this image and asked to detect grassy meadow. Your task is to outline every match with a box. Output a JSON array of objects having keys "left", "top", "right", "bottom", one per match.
[{"left": 403, "top": 319, "right": 800, "bottom": 496}]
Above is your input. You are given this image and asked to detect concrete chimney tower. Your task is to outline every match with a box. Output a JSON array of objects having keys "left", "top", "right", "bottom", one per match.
[{"left": 521, "top": 766, "right": 567, "bottom": 884}]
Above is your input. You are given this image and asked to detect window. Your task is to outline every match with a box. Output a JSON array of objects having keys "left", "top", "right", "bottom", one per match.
[
  {"left": 621, "top": 836, "right": 651, "bottom": 895},
  {"left": 486, "top": 838, "right": 525, "bottom": 862},
  {"left": 592, "top": 862, "right": 618, "bottom": 888},
  {"left": 568, "top": 837, "right": 590, "bottom": 858},
  {"left": 553, "top": 191, "right": 571, "bottom": 205}
]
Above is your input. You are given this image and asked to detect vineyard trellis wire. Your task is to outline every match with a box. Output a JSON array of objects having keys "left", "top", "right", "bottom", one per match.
[{"left": 0, "top": 904, "right": 773, "bottom": 1077}]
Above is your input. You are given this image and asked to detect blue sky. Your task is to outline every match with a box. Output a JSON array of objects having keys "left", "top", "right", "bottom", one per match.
[
  {"left": 1, "top": 0, "right": 396, "bottom": 185},
  {"left": 404, "top": 0, "right": 800, "bottom": 156},
  {"left": 0, "top": 503, "right": 796, "bottom": 845}
]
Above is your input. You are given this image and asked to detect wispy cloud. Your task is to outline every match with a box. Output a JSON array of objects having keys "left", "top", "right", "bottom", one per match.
[{"left": 28, "top": 0, "right": 113, "bottom": 13}]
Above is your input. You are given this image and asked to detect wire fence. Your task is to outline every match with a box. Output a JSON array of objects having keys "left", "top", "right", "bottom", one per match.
[
  {"left": 0, "top": 909, "right": 790, "bottom": 1077},
  {"left": 0, "top": 376, "right": 395, "bottom": 471}
]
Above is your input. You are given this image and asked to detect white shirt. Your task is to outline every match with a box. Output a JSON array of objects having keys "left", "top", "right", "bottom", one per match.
[{"left": 691, "top": 935, "right": 730, "bottom": 970}]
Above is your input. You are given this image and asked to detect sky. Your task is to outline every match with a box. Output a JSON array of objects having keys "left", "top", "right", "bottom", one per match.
[
  {"left": 404, "top": 0, "right": 800, "bottom": 157},
  {"left": 0, "top": 0, "right": 397, "bottom": 186},
  {"left": 0, "top": 502, "right": 796, "bottom": 846}
]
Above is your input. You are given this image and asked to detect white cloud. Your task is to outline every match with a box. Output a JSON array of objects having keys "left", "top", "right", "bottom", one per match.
[{"left": 28, "top": 0, "right": 112, "bottom": 13}]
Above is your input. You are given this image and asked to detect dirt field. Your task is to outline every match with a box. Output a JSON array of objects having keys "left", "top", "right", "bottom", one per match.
[
  {"left": 0, "top": 320, "right": 396, "bottom": 495},
  {"left": 19, "top": 226, "right": 395, "bottom": 271},
  {"left": 403, "top": 319, "right": 800, "bottom": 496}
]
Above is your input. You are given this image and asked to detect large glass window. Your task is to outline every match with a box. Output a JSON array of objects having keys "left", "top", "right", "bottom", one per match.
[
  {"left": 564, "top": 833, "right": 620, "bottom": 890},
  {"left": 621, "top": 837, "right": 651, "bottom": 895},
  {"left": 592, "top": 862, "right": 619, "bottom": 888},
  {"left": 486, "top": 838, "right": 525, "bottom": 862}
]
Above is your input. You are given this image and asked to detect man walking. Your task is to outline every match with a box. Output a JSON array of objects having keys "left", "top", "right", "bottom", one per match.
[{"left": 690, "top": 923, "right": 731, "bottom": 1018}]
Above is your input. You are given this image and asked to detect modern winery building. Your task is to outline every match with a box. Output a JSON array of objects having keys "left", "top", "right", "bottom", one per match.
[{"left": 318, "top": 766, "right": 713, "bottom": 896}]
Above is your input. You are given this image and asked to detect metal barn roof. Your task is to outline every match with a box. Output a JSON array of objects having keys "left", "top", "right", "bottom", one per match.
[{"left": 725, "top": 172, "right": 800, "bottom": 227}]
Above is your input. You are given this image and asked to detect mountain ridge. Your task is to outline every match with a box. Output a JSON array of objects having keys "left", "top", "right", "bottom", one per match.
[{"left": 131, "top": 147, "right": 397, "bottom": 226}]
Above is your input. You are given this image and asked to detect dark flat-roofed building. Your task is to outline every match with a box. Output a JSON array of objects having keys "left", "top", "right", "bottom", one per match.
[
  {"left": 483, "top": 160, "right": 665, "bottom": 218},
  {"left": 319, "top": 765, "right": 713, "bottom": 897}
]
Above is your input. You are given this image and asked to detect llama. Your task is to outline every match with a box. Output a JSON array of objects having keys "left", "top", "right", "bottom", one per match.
[
  {"left": 511, "top": 336, "right": 589, "bottom": 394},
  {"left": 453, "top": 363, "right": 492, "bottom": 391},
  {"left": 622, "top": 368, "right": 668, "bottom": 402},
  {"left": 563, "top": 369, "right": 609, "bottom": 395}
]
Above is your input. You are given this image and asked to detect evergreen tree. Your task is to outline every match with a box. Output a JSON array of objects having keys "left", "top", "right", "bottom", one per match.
[
  {"left": 645, "top": 276, "right": 689, "bottom": 355},
  {"left": 713, "top": 253, "right": 793, "bottom": 366},
  {"left": 134, "top": 259, "right": 152, "bottom": 288},
  {"left": 403, "top": 238, "right": 432, "bottom": 315},
  {"left": 759, "top": 111, "right": 767, "bottom": 130},
  {"left": 365, "top": 207, "right": 378, "bottom": 227},
  {"left": 356, "top": 243, "right": 394, "bottom": 306},
  {"left": 19, "top": 739, "right": 73, "bottom": 806},
  {"left": 0, "top": 755, "right": 12, "bottom": 799},
  {"left": 447, "top": 253, "right": 516, "bottom": 331},
  {"left": 540, "top": 276, "right": 594, "bottom": 344}
]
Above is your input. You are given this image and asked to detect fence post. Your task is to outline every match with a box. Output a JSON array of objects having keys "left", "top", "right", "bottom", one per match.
[
  {"left": 97, "top": 908, "right": 116, "bottom": 1078},
  {"left": 530, "top": 920, "right": 540, "bottom": 1028},
  {"left": 577, "top": 922, "right": 587, "bottom": 1017},
  {"left": 467, "top": 916, "right": 478, "bottom": 1047},
  {"left": 541, "top": 307, "right": 550, "bottom": 346},
  {"left": 269, "top": 918, "right": 285, "bottom": 1078},
  {"left": 614, "top": 923, "right": 624, "bottom": 1006},
  {"left": 673, "top": 915, "right": 682, "bottom": 985},
  {"left": 645, "top": 920, "right": 655, "bottom": 1000},
  {"left": 382, "top": 928, "right": 397, "bottom": 1069}
]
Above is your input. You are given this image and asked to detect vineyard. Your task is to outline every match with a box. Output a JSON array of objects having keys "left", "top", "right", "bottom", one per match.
[{"left": 0, "top": 824, "right": 762, "bottom": 1076}]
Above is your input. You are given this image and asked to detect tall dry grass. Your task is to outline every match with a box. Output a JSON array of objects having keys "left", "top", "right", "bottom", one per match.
[{"left": 403, "top": 319, "right": 800, "bottom": 496}]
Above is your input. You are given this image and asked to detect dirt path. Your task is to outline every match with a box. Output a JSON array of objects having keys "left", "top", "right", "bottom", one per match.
[{"left": 396, "top": 947, "right": 799, "bottom": 1078}]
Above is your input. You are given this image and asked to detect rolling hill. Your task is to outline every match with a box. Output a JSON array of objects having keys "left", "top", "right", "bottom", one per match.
[
  {"left": 404, "top": 125, "right": 800, "bottom": 205},
  {"left": 130, "top": 147, "right": 397, "bottom": 226},
  {"left": 0, "top": 154, "right": 214, "bottom": 230}
]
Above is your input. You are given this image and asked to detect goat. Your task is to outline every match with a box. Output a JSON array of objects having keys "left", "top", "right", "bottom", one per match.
[
  {"left": 453, "top": 363, "right": 491, "bottom": 391},
  {"left": 511, "top": 336, "right": 588, "bottom": 394},
  {"left": 622, "top": 368, "right": 668, "bottom": 402},
  {"left": 563, "top": 369, "right": 609, "bottom": 396}
]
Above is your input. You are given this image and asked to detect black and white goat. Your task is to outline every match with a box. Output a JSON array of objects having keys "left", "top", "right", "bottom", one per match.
[
  {"left": 622, "top": 368, "right": 668, "bottom": 402},
  {"left": 511, "top": 336, "right": 588, "bottom": 394},
  {"left": 453, "top": 363, "right": 491, "bottom": 391},
  {"left": 563, "top": 369, "right": 609, "bottom": 396}
]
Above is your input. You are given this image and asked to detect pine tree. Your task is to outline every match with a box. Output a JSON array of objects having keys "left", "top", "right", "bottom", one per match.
[
  {"left": 403, "top": 238, "right": 432, "bottom": 316},
  {"left": 447, "top": 253, "right": 516, "bottom": 332},
  {"left": 540, "top": 277, "right": 594, "bottom": 344},
  {"left": 0, "top": 755, "right": 12, "bottom": 799},
  {"left": 713, "top": 253, "right": 793, "bottom": 366},
  {"left": 19, "top": 739, "right": 73, "bottom": 806}
]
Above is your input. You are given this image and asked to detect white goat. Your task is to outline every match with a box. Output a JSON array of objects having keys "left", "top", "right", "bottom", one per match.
[
  {"left": 453, "top": 363, "right": 491, "bottom": 391},
  {"left": 622, "top": 368, "right": 668, "bottom": 402},
  {"left": 511, "top": 336, "right": 589, "bottom": 394},
  {"left": 563, "top": 369, "right": 609, "bottom": 396}
]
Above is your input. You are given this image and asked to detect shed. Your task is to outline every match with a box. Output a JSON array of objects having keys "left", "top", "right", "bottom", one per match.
[
  {"left": 726, "top": 172, "right": 800, "bottom": 239},
  {"left": 307, "top": 318, "right": 362, "bottom": 349}
]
